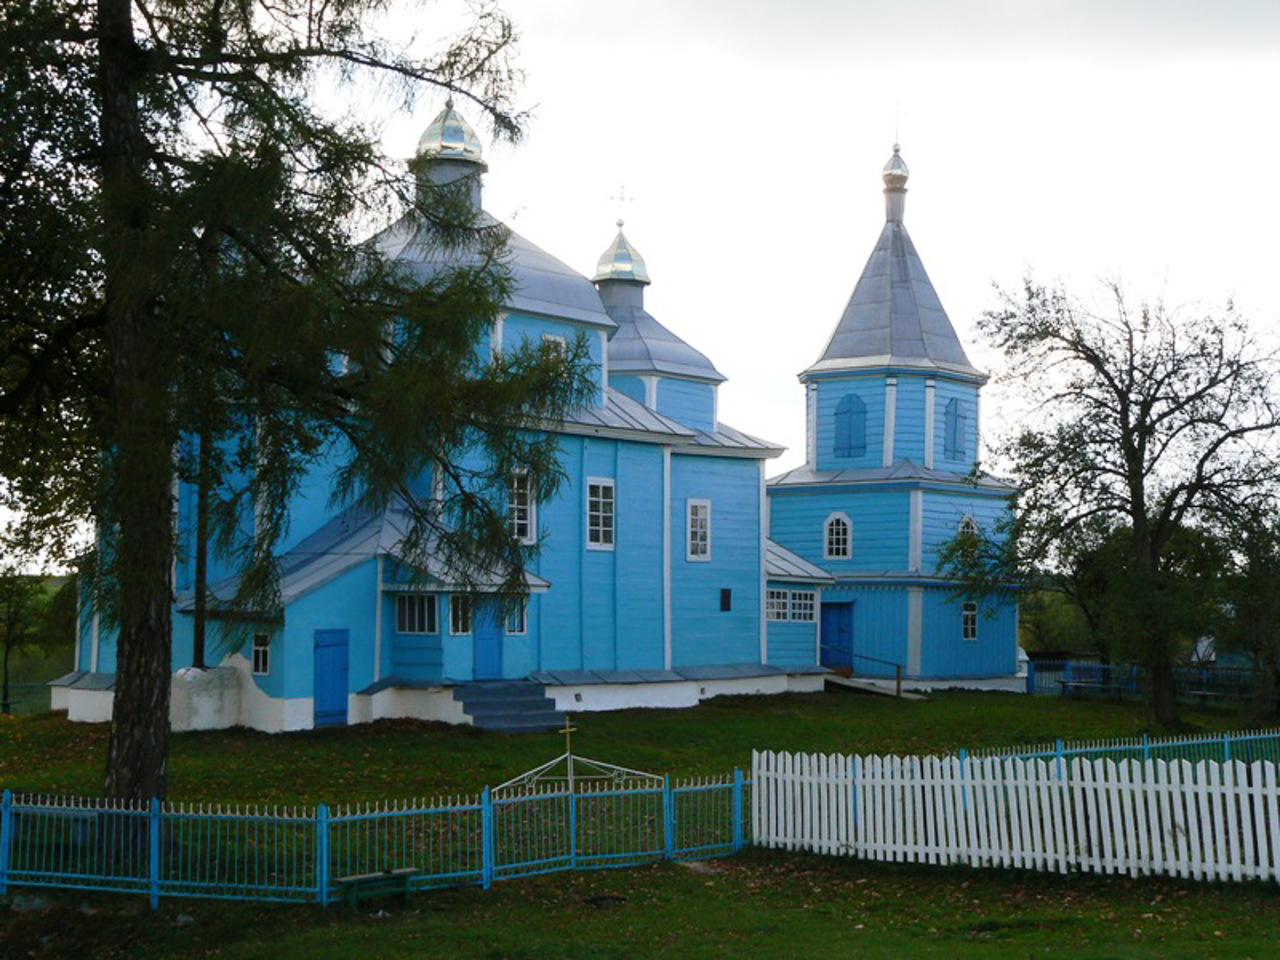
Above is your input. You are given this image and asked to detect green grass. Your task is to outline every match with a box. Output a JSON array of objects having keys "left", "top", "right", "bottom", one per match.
[
  {"left": 0, "top": 689, "right": 1249, "bottom": 803},
  {"left": 1, "top": 691, "right": 1275, "bottom": 957},
  {"left": 5, "top": 851, "right": 1279, "bottom": 959}
]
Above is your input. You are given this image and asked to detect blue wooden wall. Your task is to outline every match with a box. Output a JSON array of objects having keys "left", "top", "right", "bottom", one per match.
[
  {"left": 920, "top": 588, "right": 1017, "bottom": 677},
  {"left": 768, "top": 487, "right": 910, "bottom": 571},
  {"left": 669, "top": 454, "right": 762, "bottom": 667},
  {"left": 656, "top": 378, "right": 716, "bottom": 433}
]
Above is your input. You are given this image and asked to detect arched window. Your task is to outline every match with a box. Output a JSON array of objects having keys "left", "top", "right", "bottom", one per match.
[
  {"left": 944, "top": 398, "right": 968, "bottom": 460},
  {"left": 958, "top": 516, "right": 979, "bottom": 538},
  {"left": 824, "top": 513, "right": 851, "bottom": 560},
  {"left": 834, "top": 394, "right": 867, "bottom": 458}
]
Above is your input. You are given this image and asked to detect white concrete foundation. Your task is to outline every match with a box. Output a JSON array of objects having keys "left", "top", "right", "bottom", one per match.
[{"left": 63, "top": 669, "right": 830, "bottom": 730}]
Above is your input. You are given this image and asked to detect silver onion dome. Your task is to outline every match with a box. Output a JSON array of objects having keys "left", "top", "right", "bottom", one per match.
[
  {"left": 882, "top": 143, "right": 909, "bottom": 189},
  {"left": 592, "top": 220, "right": 650, "bottom": 284},
  {"left": 416, "top": 99, "right": 485, "bottom": 165}
]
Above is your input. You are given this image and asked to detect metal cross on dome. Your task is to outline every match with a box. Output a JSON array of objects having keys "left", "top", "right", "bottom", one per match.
[{"left": 610, "top": 185, "right": 633, "bottom": 222}]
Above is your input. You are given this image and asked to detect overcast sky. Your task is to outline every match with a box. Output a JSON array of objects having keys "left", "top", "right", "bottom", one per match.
[{"left": 380, "top": 0, "right": 1280, "bottom": 474}]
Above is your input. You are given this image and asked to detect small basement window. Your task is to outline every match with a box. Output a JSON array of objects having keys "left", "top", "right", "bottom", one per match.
[{"left": 252, "top": 633, "right": 270, "bottom": 675}]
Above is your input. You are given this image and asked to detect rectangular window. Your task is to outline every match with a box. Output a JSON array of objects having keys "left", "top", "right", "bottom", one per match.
[
  {"left": 687, "top": 499, "right": 710, "bottom": 561},
  {"left": 506, "top": 599, "right": 527, "bottom": 635},
  {"left": 542, "top": 333, "right": 568, "bottom": 356},
  {"left": 791, "top": 591, "right": 816, "bottom": 623},
  {"left": 962, "top": 600, "right": 978, "bottom": 641},
  {"left": 396, "top": 594, "right": 438, "bottom": 634},
  {"left": 450, "top": 594, "right": 472, "bottom": 635},
  {"left": 767, "top": 590, "right": 790, "bottom": 621},
  {"left": 509, "top": 472, "right": 536, "bottom": 545},
  {"left": 587, "top": 478, "right": 615, "bottom": 549},
  {"left": 252, "top": 633, "right": 270, "bottom": 675}
]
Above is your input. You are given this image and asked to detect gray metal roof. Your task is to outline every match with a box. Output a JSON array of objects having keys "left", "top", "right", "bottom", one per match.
[
  {"left": 373, "top": 213, "right": 616, "bottom": 329},
  {"left": 178, "top": 501, "right": 551, "bottom": 612},
  {"left": 805, "top": 146, "right": 984, "bottom": 381},
  {"left": 561, "top": 389, "right": 782, "bottom": 456},
  {"left": 604, "top": 301, "right": 727, "bottom": 382},
  {"left": 766, "top": 539, "right": 835, "bottom": 583},
  {"left": 768, "top": 460, "right": 1015, "bottom": 490}
]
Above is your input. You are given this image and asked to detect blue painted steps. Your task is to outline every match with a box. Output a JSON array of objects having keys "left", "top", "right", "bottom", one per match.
[{"left": 452, "top": 681, "right": 565, "bottom": 734}]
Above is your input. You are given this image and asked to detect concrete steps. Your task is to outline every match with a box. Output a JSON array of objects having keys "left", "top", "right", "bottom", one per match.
[{"left": 452, "top": 681, "right": 566, "bottom": 733}]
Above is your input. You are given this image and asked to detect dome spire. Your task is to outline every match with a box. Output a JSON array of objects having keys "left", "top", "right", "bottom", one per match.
[
  {"left": 592, "top": 220, "right": 650, "bottom": 284},
  {"left": 883, "top": 143, "right": 909, "bottom": 222},
  {"left": 416, "top": 100, "right": 486, "bottom": 169}
]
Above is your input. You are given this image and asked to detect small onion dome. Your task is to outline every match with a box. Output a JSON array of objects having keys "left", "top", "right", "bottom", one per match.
[
  {"left": 882, "top": 143, "right": 909, "bottom": 189},
  {"left": 416, "top": 99, "right": 485, "bottom": 167},
  {"left": 592, "top": 220, "right": 650, "bottom": 284}
]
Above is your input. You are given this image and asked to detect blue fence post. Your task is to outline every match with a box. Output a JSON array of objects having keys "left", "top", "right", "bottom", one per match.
[
  {"left": 481, "top": 787, "right": 494, "bottom": 890},
  {"left": 316, "top": 804, "right": 329, "bottom": 907},
  {"left": 1026, "top": 660, "right": 1036, "bottom": 695},
  {"left": 1055, "top": 739, "right": 1065, "bottom": 781},
  {"left": 1141, "top": 733, "right": 1150, "bottom": 762},
  {"left": 568, "top": 788, "right": 578, "bottom": 870},
  {"left": 0, "top": 789, "right": 11, "bottom": 896},
  {"left": 148, "top": 798, "right": 161, "bottom": 910},
  {"left": 959, "top": 749, "right": 969, "bottom": 811},
  {"left": 1223, "top": 731, "right": 1232, "bottom": 763},
  {"left": 731, "top": 769, "right": 744, "bottom": 854},
  {"left": 662, "top": 776, "right": 674, "bottom": 860}
]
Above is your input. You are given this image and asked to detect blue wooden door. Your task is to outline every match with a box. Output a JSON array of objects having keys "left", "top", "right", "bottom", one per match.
[
  {"left": 473, "top": 607, "right": 503, "bottom": 680},
  {"left": 313, "top": 629, "right": 349, "bottom": 727},
  {"left": 820, "top": 602, "right": 853, "bottom": 671}
]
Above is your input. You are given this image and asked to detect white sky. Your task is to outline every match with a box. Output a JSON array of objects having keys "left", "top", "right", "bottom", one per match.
[{"left": 384, "top": 0, "right": 1280, "bottom": 474}]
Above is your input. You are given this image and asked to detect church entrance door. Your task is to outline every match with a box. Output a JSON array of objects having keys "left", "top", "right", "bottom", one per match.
[
  {"left": 473, "top": 606, "right": 504, "bottom": 680},
  {"left": 820, "top": 602, "right": 854, "bottom": 672}
]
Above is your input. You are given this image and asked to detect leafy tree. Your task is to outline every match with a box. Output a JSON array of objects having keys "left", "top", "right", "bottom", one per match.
[
  {"left": 0, "top": 565, "right": 45, "bottom": 714},
  {"left": 0, "top": 1, "right": 593, "bottom": 799},
  {"left": 943, "top": 282, "right": 1280, "bottom": 727},
  {"left": 1215, "top": 512, "right": 1280, "bottom": 715}
]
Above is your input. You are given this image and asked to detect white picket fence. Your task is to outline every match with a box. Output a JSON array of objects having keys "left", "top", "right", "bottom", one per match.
[{"left": 752, "top": 749, "right": 1280, "bottom": 883}]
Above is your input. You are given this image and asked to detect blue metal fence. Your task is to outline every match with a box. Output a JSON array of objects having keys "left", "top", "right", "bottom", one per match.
[
  {"left": 1025, "top": 659, "right": 1261, "bottom": 707},
  {"left": 0, "top": 773, "right": 746, "bottom": 907},
  {"left": 970, "top": 726, "right": 1280, "bottom": 768}
]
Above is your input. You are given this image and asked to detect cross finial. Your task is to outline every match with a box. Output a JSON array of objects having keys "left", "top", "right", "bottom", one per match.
[
  {"left": 561, "top": 715, "right": 577, "bottom": 755},
  {"left": 610, "top": 185, "right": 633, "bottom": 222}
]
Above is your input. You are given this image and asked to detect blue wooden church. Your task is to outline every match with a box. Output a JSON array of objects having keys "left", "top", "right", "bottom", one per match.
[
  {"left": 56, "top": 107, "right": 1015, "bottom": 732},
  {"left": 767, "top": 146, "right": 1018, "bottom": 681}
]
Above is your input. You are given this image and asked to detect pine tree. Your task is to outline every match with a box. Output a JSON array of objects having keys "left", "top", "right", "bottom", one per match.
[{"left": 0, "top": 1, "right": 592, "bottom": 799}]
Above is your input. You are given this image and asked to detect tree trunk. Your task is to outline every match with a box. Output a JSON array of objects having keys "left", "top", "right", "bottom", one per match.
[
  {"left": 98, "top": 0, "right": 174, "bottom": 802},
  {"left": 1149, "top": 655, "right": 1179, "bottom": 727}
]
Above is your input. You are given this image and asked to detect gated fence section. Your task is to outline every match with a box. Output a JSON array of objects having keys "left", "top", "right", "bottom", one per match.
[
  {"left": 753, "top": 749, "right": 1280, "bottom": 883},
  {"left": 973, "top": 726, "right": 1280, "bottom": 768},
  {"left": 0, "top": 773, "right": 745, "bottom": 907}
]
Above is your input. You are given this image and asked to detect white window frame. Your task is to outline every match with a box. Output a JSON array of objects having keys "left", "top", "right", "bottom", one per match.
[
  {"left": 791, "top": 590, "right": 817, "bottom": 623},
  {"left": 450, "top": 594, "right": 472, "bottom": 636},
  {"left": 687, "top": 499, "right": 711, "bottom": 562},
  {"left": 766, "top": 589, "right": 790, "bottom": 621},
  {"left": 962, "top": 600, "right": 978, "bottom": 641},
  {"left": 251, "top": 633, "right": 270, "bottom": 675},
  {"left": 824, "top": 513, "right": 852, "bottom": 560},
  {"left": 587, "top": 477, "right": 616, "bottom": 550},
  {"left": 506, "top": 599, "right": 527, "bottom": 636},
  {"left": 542, "top": 333, "right": 568, "bottom": 356},
  {"left": 509, "top": 471, "right": 536, "bottom": 545},
  {"left": 958, "top": 516, "right": 979, "bottom": 538},
  {"left": 396, "top": 594, "right": 438, "bottom": 635}
]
